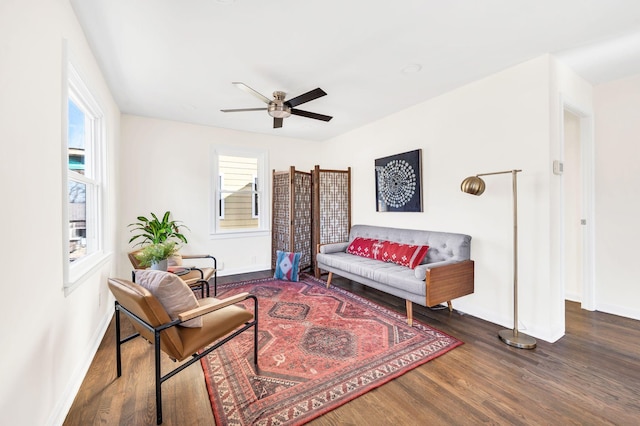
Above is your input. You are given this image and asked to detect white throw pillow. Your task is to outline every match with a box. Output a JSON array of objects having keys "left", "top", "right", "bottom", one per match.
[{"left": 134, "top": 269, "right": 202, "bottom": 328}]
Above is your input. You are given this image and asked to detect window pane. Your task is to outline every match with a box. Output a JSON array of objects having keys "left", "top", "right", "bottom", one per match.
[
  {"left": 219, "top": 191, "right": 259, "bottom": 229},
  {"left": 68, "top": 180, "right": 87, "bottom": 261},
  {"left": 219, "top": 155, "right": 257, "bottom": 192},
  {"left": 68, "top": 99, "right": 86, "bottom": 175}
]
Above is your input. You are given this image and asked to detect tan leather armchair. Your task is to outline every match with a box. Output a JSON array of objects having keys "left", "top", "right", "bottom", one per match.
[
  {"left": 108, "top": 277, "right": 258, "bottom": 425},
  {"left": 128, "top": 251, "right": 218, "bottom": 297}
]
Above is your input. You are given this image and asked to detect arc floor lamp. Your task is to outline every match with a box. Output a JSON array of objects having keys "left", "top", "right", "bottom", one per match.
[{"left": 460, "top": 169, "right": 536, "bottom": 349}]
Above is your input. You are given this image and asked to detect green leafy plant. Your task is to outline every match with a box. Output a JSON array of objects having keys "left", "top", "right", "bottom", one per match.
[
  {"left": 128, "top": 211, "right": 189, "bottom": 247},
  {"left": 134, "top": 241, "right": 179, "bottom": 268}
]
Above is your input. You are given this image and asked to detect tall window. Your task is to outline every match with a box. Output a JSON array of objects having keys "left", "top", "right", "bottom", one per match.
[
  {"left": 211, "top": 148, "right": 268, "bottom": 235},
  {"left": 64, "top": 60, "right": 105, "bottom": 287}
]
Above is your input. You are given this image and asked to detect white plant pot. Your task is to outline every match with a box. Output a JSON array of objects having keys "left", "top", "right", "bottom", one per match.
[{"left": 150, "top": 259, "right": 168, "bottom": 271}]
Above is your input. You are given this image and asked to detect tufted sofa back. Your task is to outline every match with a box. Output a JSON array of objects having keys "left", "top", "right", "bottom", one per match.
[{"left": 348, "top": 224, "right": 471, "bottom": 265}]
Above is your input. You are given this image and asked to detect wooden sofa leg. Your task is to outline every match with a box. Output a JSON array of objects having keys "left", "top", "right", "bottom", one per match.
[
  {"left": 447, "top": 301, "right": 453, "bottom": 312},
  {"left": 406, "top": 300, "right": 413, "bottom": 327},
  {"left": 326, "top": 272, "right": 333, "bottom": 288}
]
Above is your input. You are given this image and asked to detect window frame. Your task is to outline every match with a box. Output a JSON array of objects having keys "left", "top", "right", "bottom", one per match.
[
  {"left": 218, "top": 173, "right": 225, "bottom": 220},
  {"left": 62, "top": 56, "right": 109, "bottom": 293},
  {"left": 210, "top": 146, "right": 269, "bottom": 238},
  {"left": 252, "top": 175, "right": 259, "bottom": 219}
]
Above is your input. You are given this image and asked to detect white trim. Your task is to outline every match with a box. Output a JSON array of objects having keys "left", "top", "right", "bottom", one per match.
[
  {"left": 64, "top": 252, "right": 112, "bottom": 295},
  {"left": 560, "top": 95, "right": 596, "bottom": 312},
  {"left": 596, "top": 301, "right": 640, "bottom": 322},
  {"left": 63, "top": 43, "right": 107, "bottom": 292},
  {"left": 217, "top": 264, "right": 272, "bottom": 277},
  {"left": 218, "top": 173, "right": 225, "bottom": 219},
  {"left": 209, "top": 230, "right": 270, "bottom": 240},
  {"left": 252, "top": 174, "right": 259, "bottom": 218},
  {"left": 210, "top": 145, "right": 270, "bottom": 235}
]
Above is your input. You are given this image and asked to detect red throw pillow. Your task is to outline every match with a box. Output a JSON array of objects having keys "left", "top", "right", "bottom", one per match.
[
  {"left": 347, "top": 237, "right": 383, "bottom": 259},
  {"left": 380, "top": 241, "right": 429, "bottom": 269}
]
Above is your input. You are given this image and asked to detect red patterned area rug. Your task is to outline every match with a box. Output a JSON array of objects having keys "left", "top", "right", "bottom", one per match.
[{"left": 200, "top": 273, "right": 462, "bottom": 425}]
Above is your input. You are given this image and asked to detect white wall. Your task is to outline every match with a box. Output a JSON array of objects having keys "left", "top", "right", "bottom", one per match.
[
  {"left": 0, "top": 1, "right": 120, "bottom": 425},
  {"left": 320, "top": 56, "right": 561, "bottom": 341},
  {"left": 118, "top": 115, "right": 319, "bottom": 277},
  {"left": 593, "top": 74, "right": 640, "bottom": 320}
]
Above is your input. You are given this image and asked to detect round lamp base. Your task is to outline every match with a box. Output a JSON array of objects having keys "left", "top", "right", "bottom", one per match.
[{"left": 498, "top": 329, "right": 537, "bottom": 349}]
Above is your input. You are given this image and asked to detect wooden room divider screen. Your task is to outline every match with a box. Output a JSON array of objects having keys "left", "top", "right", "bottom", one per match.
[
  {"left": 311, "top": 166, "right": 351, "bottom": 274},
  {"left": 272, "top": 166, "right": 351, "bottom": 273},
  {"left": 272, "top": 167, "right": 312, "bottom": 270}
]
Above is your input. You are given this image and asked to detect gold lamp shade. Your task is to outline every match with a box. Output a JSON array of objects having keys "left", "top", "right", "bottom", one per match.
[{"left": 460, "top": 176, "right": 486, "bottom": 196}]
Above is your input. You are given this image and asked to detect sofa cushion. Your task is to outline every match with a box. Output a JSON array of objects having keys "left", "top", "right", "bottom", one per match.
[
  {"left": 380, "top": 241, "right": 428, "bottom": 269},
  {"left": 317, "top": 252, "right": 426, "bottom": 296},
  {"left": 134, "top": 269, "right": 202, "bottom": 328},
  {"left": 348, "top": 224, "right": 471, "bottom": 265},
  {"left": 346, "top": 237, "right": 385, "bottom": 260}
]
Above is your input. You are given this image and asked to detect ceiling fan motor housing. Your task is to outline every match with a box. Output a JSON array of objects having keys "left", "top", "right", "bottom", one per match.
[{"left": 268, "top": 91, "right": 291, "bottom": 118}]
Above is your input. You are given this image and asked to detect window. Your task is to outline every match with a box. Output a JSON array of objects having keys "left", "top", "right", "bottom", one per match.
[
  {"left": 211, "top": 147, "right": 268, "bottom": 236},
  {"left": 64, "top": 59, "right": 106, "bottom": 289}
]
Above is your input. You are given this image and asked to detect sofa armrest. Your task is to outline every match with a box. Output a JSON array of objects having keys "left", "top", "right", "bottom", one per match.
[
  {"left": 424, "top": 259, "right": 475, "bottom": 307},
  {"left": 414, "top": 259, "right": 465, "bottom": 280},
  {"left": 318, "top": 242, "right": 350, "bottom": 255}
]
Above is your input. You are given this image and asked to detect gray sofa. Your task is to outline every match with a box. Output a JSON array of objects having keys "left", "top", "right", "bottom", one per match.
[{"left": 316, "top": 224, "right": 474, "bottom": 325}]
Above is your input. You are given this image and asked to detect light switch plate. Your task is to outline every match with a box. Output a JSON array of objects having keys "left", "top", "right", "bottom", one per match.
[{"left": 553, "top": 160, "right": 564, "bottom": 175}]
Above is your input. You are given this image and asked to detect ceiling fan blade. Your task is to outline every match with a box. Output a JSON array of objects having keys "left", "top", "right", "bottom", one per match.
[
  {"left": 220, "top": 108, "right": 267, "bottom": 112},
  {"left": 291, "top": 108, "right": 333, "bottom": 122},
  {"left": 273, "top": 117, "right": 283, "bottom": 128},
  {"left": 232, "top": 82, "right": 271, "bottom": 104},
  {"left": 285, "top": 88, "right": 327, "bottom": 107}
]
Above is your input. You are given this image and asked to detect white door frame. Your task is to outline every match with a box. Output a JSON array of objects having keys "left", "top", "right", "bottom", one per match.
[{"left": 561, "top": 97, "right": 596, "bottom": 311}]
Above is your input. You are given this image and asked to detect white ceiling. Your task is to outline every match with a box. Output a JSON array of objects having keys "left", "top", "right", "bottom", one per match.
[{"left": 70, "top": 0, "right": 640, "bottom": 141}]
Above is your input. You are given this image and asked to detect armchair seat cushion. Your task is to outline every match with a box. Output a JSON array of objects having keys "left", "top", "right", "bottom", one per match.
[{"left": 176, "top": 297, "right": 254, "bottom": 360}]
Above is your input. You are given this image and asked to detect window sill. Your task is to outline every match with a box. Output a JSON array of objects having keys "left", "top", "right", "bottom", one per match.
[
  {"left": 210, "top": 229, "right": 270, "bottom": 240},
  {"left": 64, "top": 251, "right": 112, "bottom": 296}
]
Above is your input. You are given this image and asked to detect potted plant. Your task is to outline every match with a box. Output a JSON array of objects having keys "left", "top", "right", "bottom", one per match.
[
  {"left": 128, "top": 211, "right": 189, "bottom": 246},
  {"left": 128, "top": 211, "right": 189, "bottom": 271},
  {"left": 134, "top": 241, "right": 179, "bottom": 270}
]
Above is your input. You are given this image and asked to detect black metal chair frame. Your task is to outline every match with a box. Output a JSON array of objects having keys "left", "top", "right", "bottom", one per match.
[
  {"left": 131, "top": 258, "right": 217, "bottom": 299},
  {"left": 182, "top": 254, "right": 218, "bottom": 298},
  {"left": 114, "top": 295, "right": 258, "bottom": 424}
]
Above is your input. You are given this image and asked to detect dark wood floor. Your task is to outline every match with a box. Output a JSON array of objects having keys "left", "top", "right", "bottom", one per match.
[{"left": 64, "top": 270, "right": 640, "bottom": 425}]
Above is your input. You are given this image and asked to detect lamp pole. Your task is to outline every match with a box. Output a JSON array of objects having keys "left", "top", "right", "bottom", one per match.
[{"left": 461, "top": 169, "right": 536, "bottom": 349}]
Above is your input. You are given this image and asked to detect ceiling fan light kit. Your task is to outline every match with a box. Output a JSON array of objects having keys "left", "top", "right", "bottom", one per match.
[
  {"left": 222, "top": 82, "right": 332, "bottom": 128},
  {"left": 268, "top": 91, "right": 291, "bottom": 118}
]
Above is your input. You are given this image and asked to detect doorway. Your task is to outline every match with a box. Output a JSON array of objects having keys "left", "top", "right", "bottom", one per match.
[
  {"left": 563, "top": 110, "right": 583, "bottom": 302},
  {"left": 561, "top": 103, "right": 595, "bottom": 311}
]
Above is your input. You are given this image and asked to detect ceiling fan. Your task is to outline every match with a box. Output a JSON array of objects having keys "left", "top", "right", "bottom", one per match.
[{"left": 221, "top": 82, "right": 333, "bottom": 128}]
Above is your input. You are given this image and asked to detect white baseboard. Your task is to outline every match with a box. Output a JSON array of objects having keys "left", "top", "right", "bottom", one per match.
[
  {"left": 217, "top": 263, "right": 271, "bottom": 277},
  {"left": 596, "top": 302, "right": 640, "bottom": 321},
  {"left": 564, "top": 292, "right": 581, "bottom": 302},
  {"left": 45, "top": 308, "right": 113, "bottom": 426}
]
